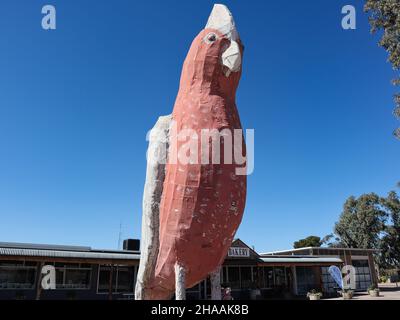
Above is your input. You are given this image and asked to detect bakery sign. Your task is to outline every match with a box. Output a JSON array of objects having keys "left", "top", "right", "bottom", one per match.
[{"left": 228, "top": 247, "right": 250, "bottom": 258}]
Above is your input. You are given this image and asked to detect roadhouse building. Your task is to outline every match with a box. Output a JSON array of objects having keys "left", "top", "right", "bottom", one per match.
[{"left": 0, "top": 239, "right": 378, "bottom": 300}]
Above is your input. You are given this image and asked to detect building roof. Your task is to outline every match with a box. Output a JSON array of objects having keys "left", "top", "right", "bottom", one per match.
[
  {"left": 261, "top": 257, "right": 343, "bottom": 263},
  {"left": 0, "top": 242, "right": 91, "bottom": 252},
  {"left": 0, "top": 240, "right": 371, "bottom": 264},
  {"left": 261, "top": 246, "right": 378, "bottom": 256},
  {"left": 0, "top": 242, "right": 140, "bottom": 261}
]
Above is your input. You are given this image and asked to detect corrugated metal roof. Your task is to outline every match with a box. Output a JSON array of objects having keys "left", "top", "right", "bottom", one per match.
[
  {"left": 261, "top": 257, "right": 342, "bottom": 263},
  {"left": 0, "top": 242, "right": 91, "bottom": 252},
  {"left": 261, "top": 247, "right": 378, "bottom": 256},
  {"left": 0, "top": 247, "right": 140, "bottom": 261}
]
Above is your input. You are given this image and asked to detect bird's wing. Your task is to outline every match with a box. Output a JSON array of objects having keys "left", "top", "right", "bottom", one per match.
[{"left": 135, "top": 115, "right": 172, "bottom": 300}]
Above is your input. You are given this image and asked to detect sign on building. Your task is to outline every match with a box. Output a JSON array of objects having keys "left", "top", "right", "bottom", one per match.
[
  {"left": 228, "top": 247, "right": 250, "bottom": 258},
  {"left": 41, "top": 265, "right": 56, "bottom": 290}
]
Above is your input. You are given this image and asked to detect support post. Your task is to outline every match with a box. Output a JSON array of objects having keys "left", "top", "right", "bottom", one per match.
[
  {"left": 175, "top": 263, "right": 186, "bottom": 300},
  {"left": 291, "top": 266, "right": 298, "bottom": 296},
  {"left": 210, "top": 267, "right": 222, "bottom": 300},
  {"left": 108, "top": 265, "right": 114, "bottom": 301},
  {"left": 35, "top": 262, "right": 44, "bottom": 300}
]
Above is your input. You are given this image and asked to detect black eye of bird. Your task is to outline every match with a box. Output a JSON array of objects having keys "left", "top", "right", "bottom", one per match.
[
  {"left": 208, "top": 34, "right": 216, "bottom": 42},
  {"left": 204, "top": 32, "right": 218, "bottom": 44}
]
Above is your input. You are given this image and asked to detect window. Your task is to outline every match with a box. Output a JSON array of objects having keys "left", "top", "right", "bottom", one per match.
[
  {"left": 296, "top": 267, "right": 317, "bottom": 295},
  {"left": 240, "top": 267, "right": 252, "bottom": 289},
  {"left": 115, "top": 267, "right": 134, "bottom": 293},
  {"left": 352, "top": 260, "right": 372, "bottom": 291},
  {"left": 47, "top": 262, "right": 91, "bottom": 290},
  {"left": 262, "top": 267, "right": 273, "bottom": 288},
  {"left": 253, "top": 267, "right": 262, "bottom": 289},
  {"left": 98, "top": 266, "right": 114, "bottom": 293},
  {"left": 0, "top": 266, "right": 36, "bottom": 290},
  {"left": 222, "top": 267, "right": 228, "bottom": 285},
  {"left": 187, "top": 283, "right": 201, "bottom": 300},
  {"left": 97, "top": 265, "right": 136, "bottom": 294},
  {"left": 0, "top": 261, "right": 24, "bottom": 267},
  {"left": 187, "top": 283, "right": 200, "bottom": 293},
  {"left": 64, "top": 269, "right": 91, "bottom": 289},
  {"left": 274, "top": 267, "right": 286, "bottom": 287},
  {"left": 321, "top": 266, "right": 338, "bottom": 294},
  {"left": 227, "top": 267, "right": 240, "bottom": 289}
]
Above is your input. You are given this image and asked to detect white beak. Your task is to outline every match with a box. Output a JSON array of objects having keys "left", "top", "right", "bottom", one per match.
[{"left": 206, "top": 4, "right": 242, "bottom": 76}]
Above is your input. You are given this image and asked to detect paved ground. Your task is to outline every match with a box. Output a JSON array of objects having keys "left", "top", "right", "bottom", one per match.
[{"left": 325, "top": 283, "right": 400, "bottom": 300}]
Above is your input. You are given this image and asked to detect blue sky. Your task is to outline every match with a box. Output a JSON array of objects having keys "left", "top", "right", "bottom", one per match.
[{"left": 0, "top": 0, "right": 398, "bottom": 252}]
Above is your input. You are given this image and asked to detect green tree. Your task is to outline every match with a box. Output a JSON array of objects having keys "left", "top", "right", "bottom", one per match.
[
  {"left": 364, "top": 0, "right": 400, "bottom": 138},
  {"left": 379, "top": 191, "right": 400, "bottom": 268},
  {"left": 293, "top": 236, "right": 322, "bottom": 249},
  {"left": 320, "top": 234, "right": 344, "bottom": 248},
  {"left": 334, "top": 193, "right": 387, "bottom": 249}
]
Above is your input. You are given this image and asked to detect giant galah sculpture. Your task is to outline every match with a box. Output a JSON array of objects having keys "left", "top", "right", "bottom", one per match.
[{"left": 135, "top": 4, "right": 247, "bottom": 300}]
